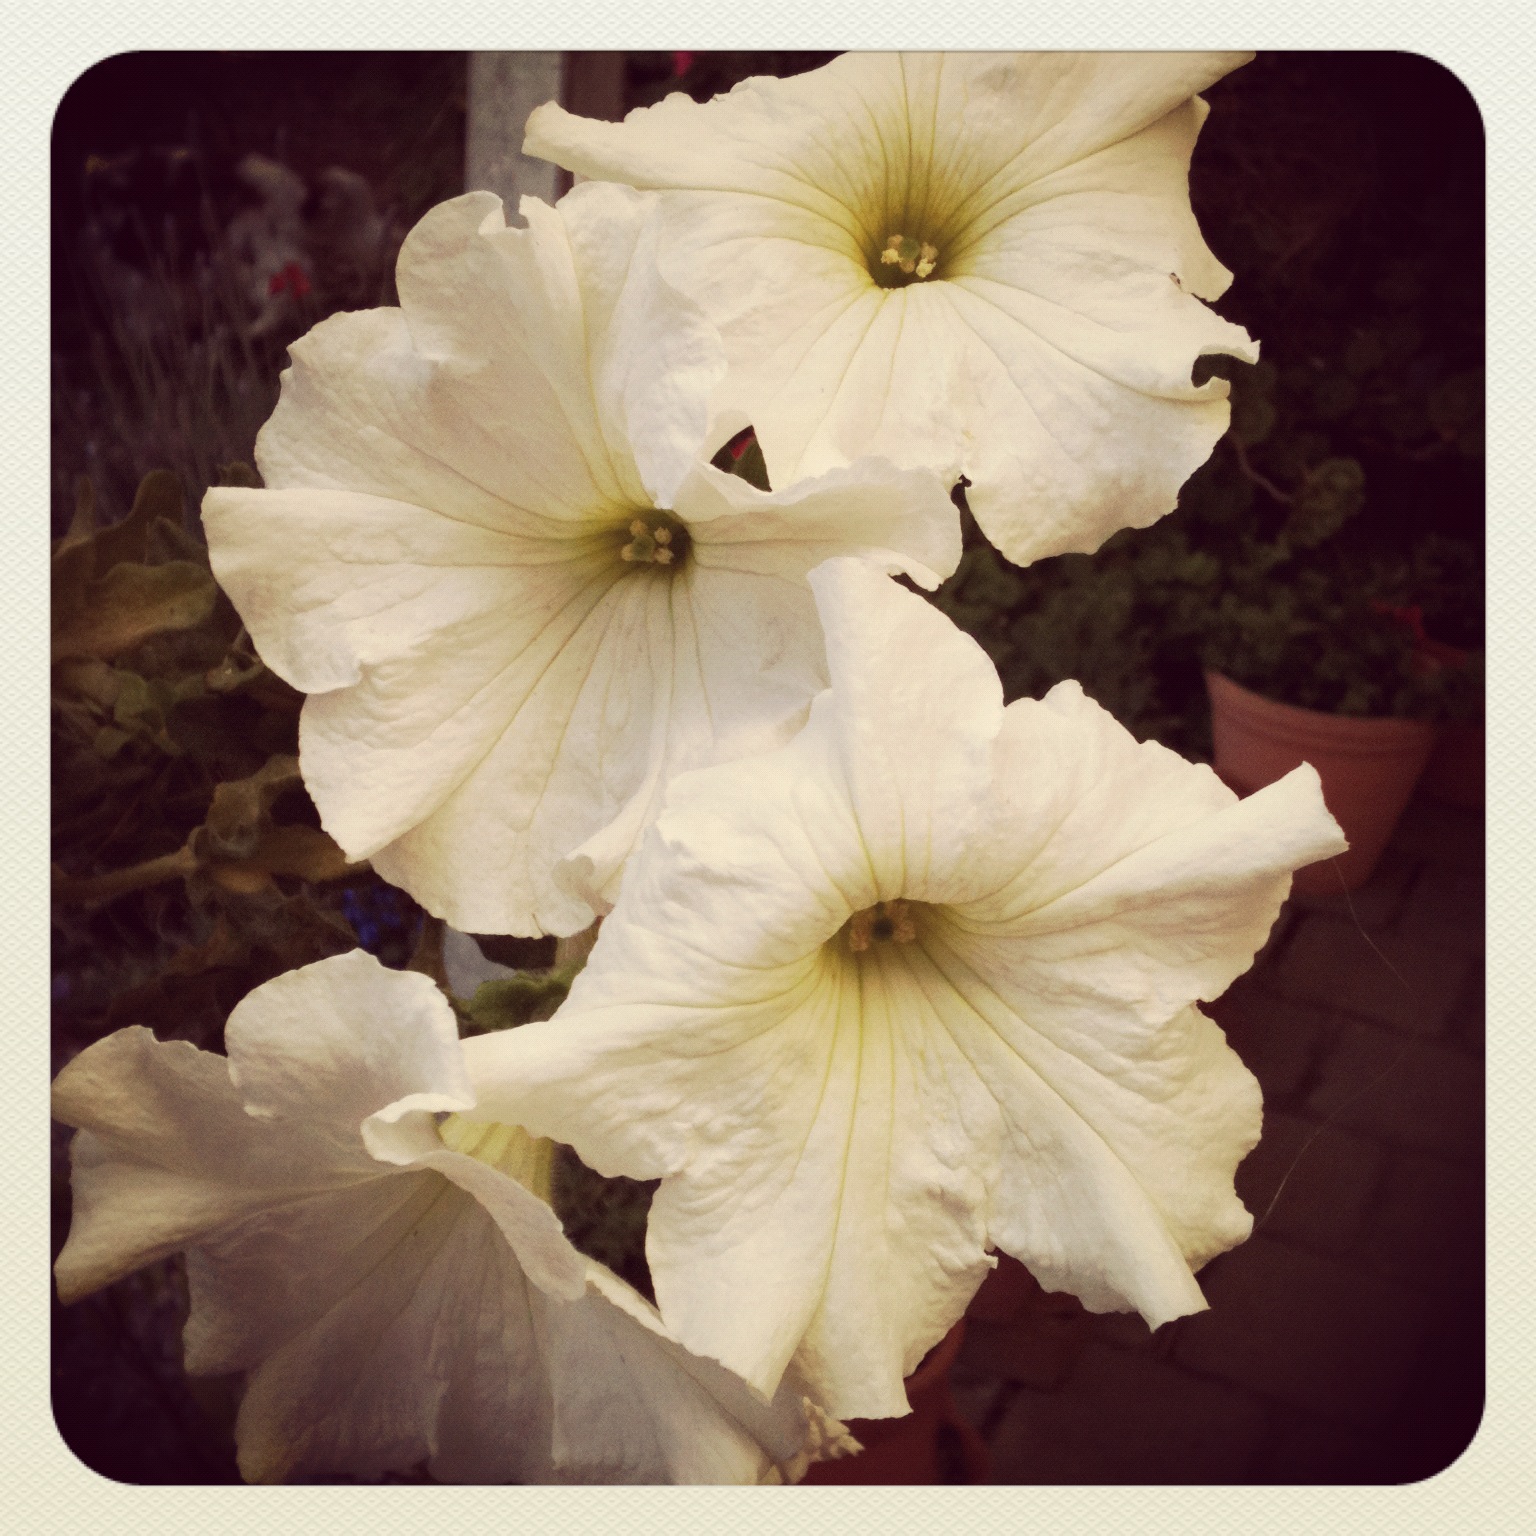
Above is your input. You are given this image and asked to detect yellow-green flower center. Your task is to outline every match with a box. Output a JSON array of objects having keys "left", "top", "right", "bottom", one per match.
[
  {"left": 878, "top": 233, "right": 939, "bottom": 284},
  {"left": 616, "top": 511, "right": 691, "bottom": 570},
  {"left": 439, "top": 1114, "right": 556, "bottom": 1203}
]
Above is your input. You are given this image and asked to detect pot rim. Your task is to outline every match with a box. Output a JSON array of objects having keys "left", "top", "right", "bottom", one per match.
[{"left": 1204, "top": 669, "right": 1439, "bottom": 749}]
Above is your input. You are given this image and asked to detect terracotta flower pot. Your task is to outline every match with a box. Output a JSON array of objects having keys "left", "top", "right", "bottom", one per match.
[
  {"left": 1415, "top": 636, "right": 1485, "bottom": 810},
  {"left": 1420, "top": 721, "right": 1485, "bottom": 810},
  {"left": 1204, "top": 670, "right": 1437, "bottom": 895},
  {"left": 800, "top": 1320, "right": 989, "bottom": 1485}
]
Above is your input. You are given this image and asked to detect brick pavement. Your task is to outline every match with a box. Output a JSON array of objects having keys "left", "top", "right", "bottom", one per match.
[{"left": 950, "top": 790, "right": 1485, "bottom": 1485}]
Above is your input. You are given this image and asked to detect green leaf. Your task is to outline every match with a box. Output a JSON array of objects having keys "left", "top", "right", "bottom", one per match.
[
  {"left": 91, "top": 726, "right": 132, "bottom": 760},
  {"left": 1285, "top": 457, "right": 1366, "bottom": 548},
  {"left": 1312, "top": 374, "right": 1359, "bottom": 422},
  {"left": 53, "top": 561, "right": 218, "bottom": 662},
  {"left": 455, "top": 965, "right": 583, "bottom": 1034},
  {"left": 210, "top": 825, "right": 360, "bottom": 886},
  {"left": 197, "top": 755, "right": 302, "bottom": 861},
  {"left": 1428, "top": 369, "right": 1483, "bottom": 436},
  {"left": 95, "top": 471, "right": 184, "bottom": 573},
  {"left": 1231, "top": 392, "right": 1277, "bottom": 446}
]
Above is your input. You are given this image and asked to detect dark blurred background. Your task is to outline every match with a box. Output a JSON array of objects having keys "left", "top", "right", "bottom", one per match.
[{"left": 50, "top": 52, "right": 1484, "bottom": 1485}]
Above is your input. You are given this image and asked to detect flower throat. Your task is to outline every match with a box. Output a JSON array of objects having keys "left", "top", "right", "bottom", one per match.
[{"left": 617, "top": 511, "right": 691, "bottom": 569}]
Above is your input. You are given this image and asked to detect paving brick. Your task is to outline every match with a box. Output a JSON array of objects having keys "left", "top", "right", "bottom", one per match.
[
  {"left": 1236, "top": 1112, "right": 1386, "bottom": 1255},
  {"left": 1354, "top": 1150, "right": 1484, "bottom": 1296},
  {"left": 985, "top": 1341, "right": 1268, "bottom": 1483},
  {"left": 1274, "top": 913, "right": 1473, "bottom": 1037},
  {"left": 1448, "top": 962, "right": 1486, "bottom": 1060},
  {"left": 1208, "top": 981, "right": 1334, "bottom": 1105},
  {"left": 1395, "top": 864, "right": 1486, "bottom": 950},
  {"left": 1173, "top": 1235, "right": 1433, "bottom": 1424},
  {"left": 1386, "top": 794, "right": 1484, "bottom": 875},
  {"left": 1306, "top": 1022, "right": 1484, "bottom": 1162},
  {"left": 1252, "top": 1410, "right": 1377, "bottom": 1482}
]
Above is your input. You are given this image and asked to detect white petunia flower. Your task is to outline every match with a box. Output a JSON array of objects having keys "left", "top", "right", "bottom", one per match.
[
  {"left": 52, "top": 950, "right": 853, "bottom": 1485},
  {"left": 464, "top": 558, "right": 1346, "bottom": 1421},
  {"left": 203, "top": 182, "right": 958, "bottom": 936},
  {"left": 525, "top": 51, "right": 1260, "bottom": 568}
]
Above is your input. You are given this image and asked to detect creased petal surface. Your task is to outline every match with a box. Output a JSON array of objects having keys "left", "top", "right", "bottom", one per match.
[
  {"left": 206, "top": 183, "right": 957, "bottom": 934},
  {"left": 525, "top": 51, "right": 1257, "bottom": 566},
  {"left": 53, "top": 952, "right": 838, "bottom": 1483},
  {"left": 466, "top": 561, "right": 1345, "bottom": 1417}
]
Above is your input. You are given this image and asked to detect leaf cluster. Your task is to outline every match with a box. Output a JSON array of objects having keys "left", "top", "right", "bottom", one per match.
[
  {"left": 51, "top": 468, "right": 414, "bottom": 1060},
  {"left": 937, "top": 54, "right": 1483, "bottom": 739}
]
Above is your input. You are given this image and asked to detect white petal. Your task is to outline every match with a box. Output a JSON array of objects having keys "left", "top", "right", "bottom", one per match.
[
  {"left": 526, "top": 51, "right": 1256, "bottom": 566},
  {"left": 807, "top": 557, "right": 1003, "bottom": 902},
  {"left": 902, "top": 934, "right": 1255, "bottom": 1326},
  {"left": 202, "top": 485, "right": 596, "bottom": 698},
  {"left": 52, "top": 1029, "right": 358, "bottom": 1302},
  {"left": 52, "top": 953, "right": 470, "bottom": 1308},
  {"left": 256, "top": 189, "right": 694, "bottom": 522},
  {"left": 226, "top": 1189, "right": 555, "bottom": 1483},
  {"left": 544, "top": 1262, "right": 834, "bottom": 1483},
  {"left": 364, "top": 1112, "right": 585, "bottom": 1302},
  {"left": 224, "top": 949, "right": 472, "bottom": 1129},
  {"left": 464, "top": 569, "right": 1345, "bottom": 1414},
  {"left": 555, "top": 181, "right": 727, "bottom": 506},
  {"left": 207, "top": 179, "right": 956, "bottom": 935},
  {"left": 957, "top": 684, "right": 1347, "bottom": 1009}
]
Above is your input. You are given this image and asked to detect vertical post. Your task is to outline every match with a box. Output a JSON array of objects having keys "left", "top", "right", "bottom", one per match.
[
  {"left": 464, "top": 52, "right": 565, "bottom": 216},
  {"left": 465, "top": 53, "right": 629, "bottom": 214}
]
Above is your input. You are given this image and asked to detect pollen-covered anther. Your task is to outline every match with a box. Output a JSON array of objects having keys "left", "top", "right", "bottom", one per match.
[
  {"left": 880, "top": 235, "right": 939, "bottom": 280},
  {"left": 847, "top": 898, "right": 918, "bottom": 953},
  {"left": 620, "top": 517, "right": 676, "bottom": 566}
]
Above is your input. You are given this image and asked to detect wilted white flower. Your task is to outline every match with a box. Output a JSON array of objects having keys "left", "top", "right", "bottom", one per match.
[
  {"left": 52, "top": 950, "right": 853, "bottom": 1484},
  {"left": 526, "top": 51, "right": 1259, "bottom": 568},
  {"left": 465, "top": 558, "right": 1345, "bottom": 1420},
  {"left": 203, "top": 182, "right": 958, "bottom": 936}
]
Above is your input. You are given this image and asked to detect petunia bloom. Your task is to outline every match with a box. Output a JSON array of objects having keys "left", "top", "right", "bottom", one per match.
[
  {"left": 525, "top": 51, "right": 1260, "bottom": 568},
  {"left": 52, "top": 950, "right": 854, "bottom": 1484},
  {"left": 203, "top": 182, "right": 958, "bottom": 936},
  {"left": 464, "top": 558, "right": 1346, "bottom": 1420}
]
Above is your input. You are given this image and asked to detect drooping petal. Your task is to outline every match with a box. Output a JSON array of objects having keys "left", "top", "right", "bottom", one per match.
[
  {"left": 544, "top": 1261, "right": 849, "bottom": 1484},
  {"left": 54, "top": 952, "right": 847, "bottom": 1484},
  {"left": 195, "top": 1175, "right": 545, "bottom": 1483},
  {"left": 525, "top": 51, "right": 1257, "bottom": 566},
  {"left": 52, "top": 1028, "right": 354, "bottom": 1303},
  {"left": 465, "top": 561, "right": 1344, "bottom": 1417}
]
